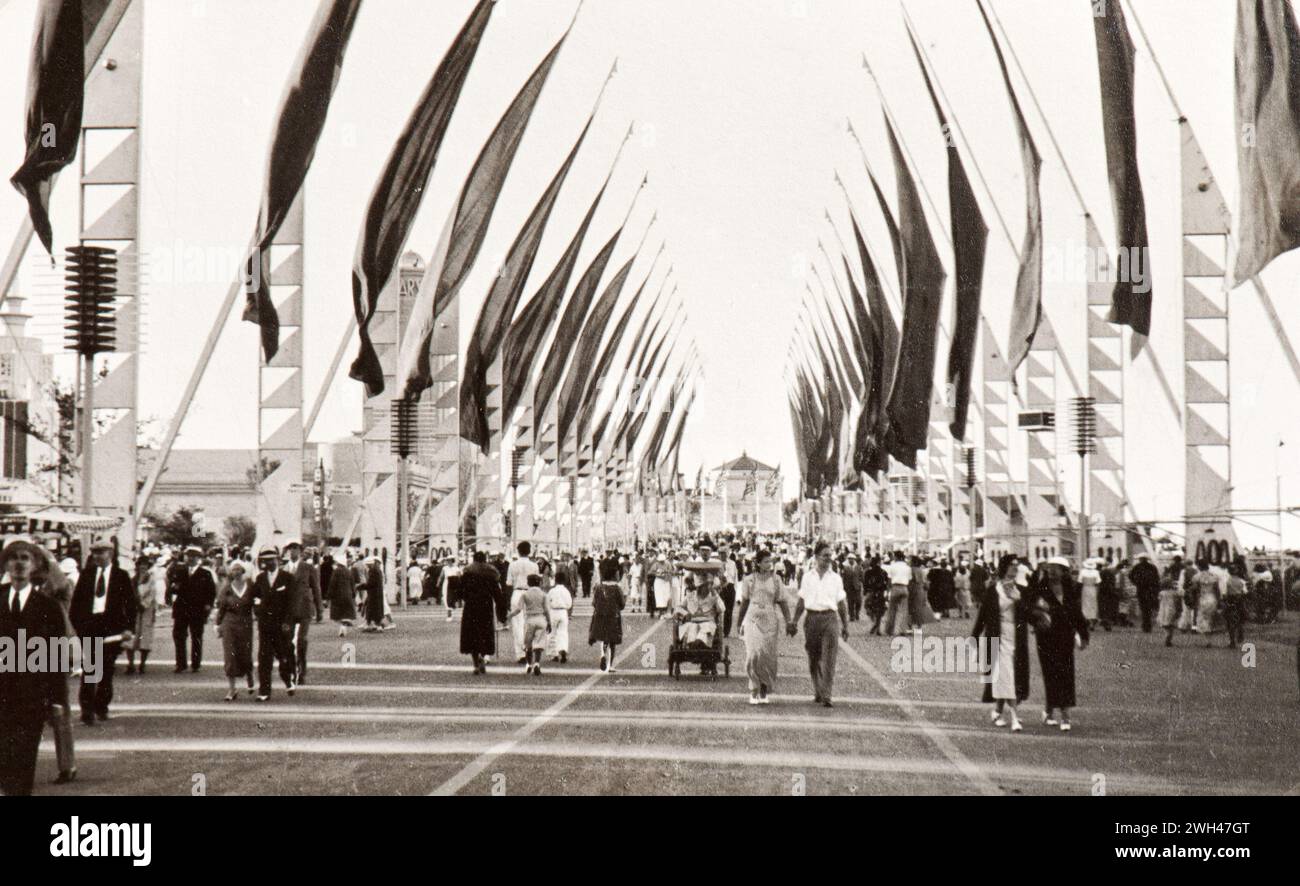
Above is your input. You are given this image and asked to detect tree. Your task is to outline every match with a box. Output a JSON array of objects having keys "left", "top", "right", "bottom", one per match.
[
  {"left": 223, "top": 515, "right": 256, "bottom": 547},
  {"left": 143, "top": 507, "right": 212, "bottom": 547}
]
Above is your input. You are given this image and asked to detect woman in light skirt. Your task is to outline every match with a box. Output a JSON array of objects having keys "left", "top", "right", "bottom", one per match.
[
  {"left": 125, "top": 556, "right": 158, "bottom": 674},
  {"left": 972, "top": 554, "right": 1029, "bottom": 732},
  {"left": 735, "top": 549, "right": 791, "bottom": 704}
]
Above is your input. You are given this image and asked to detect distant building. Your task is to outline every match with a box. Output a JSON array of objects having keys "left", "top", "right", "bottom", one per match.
[
  {"left": 0, "top": 294, "right": 58, "bottom": 506},
  {"left": 136, "top": 449, "right": 259, "bottom": 536},
  {"left": 698, "top": 453, "right": 784, "bottom": 533}
]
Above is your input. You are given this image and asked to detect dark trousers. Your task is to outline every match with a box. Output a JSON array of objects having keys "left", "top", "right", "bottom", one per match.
[
  {"left": 79, "top": 642, "right": 120, "bottom": 718},
  {"left": 846, "top": 589, "right": 862, "bottom": 621},
  {"left": 172, "top": 611, "right": 205, "bottom": 669},
  {"left": 1138, "top": 591, "right": 1157, "bottom": 632},
  {"left": 580, "top": 576, "right": 592, "bottom": 598},
  {"left": 804, "top": 611, "right": 840, "bottom": 702},
  {"left": 644, "top": 586, "right": 656, "bottom": 617},
  {"left": 257, "top": 620, "right": 297, "bottom": 695},
  {"left": 1222, "top": 597, "right": 1246, "bottom": 647},
  {"left": 0, "top": 706, "right": 45, "bottom": 796},
  {"left": 293, "top": 618, "right": 311, "bottom": 683},
  {"left": 719, "top": 584, "right": 736, "bottom": 637}
]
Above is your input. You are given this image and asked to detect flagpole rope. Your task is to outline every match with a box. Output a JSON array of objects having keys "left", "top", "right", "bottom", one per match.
[{"left": 981, "top": 0, "right": 1092, "bottom": 223}]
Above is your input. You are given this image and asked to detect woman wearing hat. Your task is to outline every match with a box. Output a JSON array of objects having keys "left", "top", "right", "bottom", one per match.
[
  {"left": 1032, "top": 557, "right": 1090, "bottom": 731},
  {"left": 125, "top": 556, "right": 158, "bottom": 675},
  {"left": 327, "top": 550, "right": 357, "bottom": 637},
  {"left": 214, "top": 561, "right": 256, "bottom": 700},
  {"left": 971, "top": 554, "right": 1030, "bottom": 732},
  {"left": 1078, "top": 558, "right": 1102, "bottom": 630}
]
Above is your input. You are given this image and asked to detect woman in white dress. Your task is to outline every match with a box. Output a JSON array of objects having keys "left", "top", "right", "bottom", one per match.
[
  {"left": 1078, "top": 559, "right": 1102, "bottom": 628},
  {"left": 971, "top": 554, "right": 1029, "bottom": 732}
]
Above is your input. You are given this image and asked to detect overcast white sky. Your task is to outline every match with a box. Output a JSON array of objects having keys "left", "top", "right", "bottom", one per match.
[{"left": 2, "top": 0, "right": 1299, "bottom": 546}]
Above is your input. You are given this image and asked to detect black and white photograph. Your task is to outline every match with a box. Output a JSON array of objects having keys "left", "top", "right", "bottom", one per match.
[{"left": 0, "top": 0, "right": 1298, "bottom": 834}]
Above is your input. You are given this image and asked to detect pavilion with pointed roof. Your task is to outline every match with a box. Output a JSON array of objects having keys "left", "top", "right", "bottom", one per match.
[{"left": 700, "top": 452, "right": 784, "bottom": 533}]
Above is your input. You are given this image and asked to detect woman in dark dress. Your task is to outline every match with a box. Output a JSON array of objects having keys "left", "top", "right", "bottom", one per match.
[
  {"left": 863, "top": 557, "right": 888, "bottom": 635},
  {"left": 459, "top": 551, "right": 507, "bottom": 674},
  {"left": 588, "top": 559, "right": 625, "bottom": 672},
  {"left": 328, "top": 553, "right": 357, "bottom": 637},
  {"left": 1032, "top": 557, "right": 1090, "bottom": 731},
  {"left": 214, "top": 562, "right": 256, "bottom": 701}
]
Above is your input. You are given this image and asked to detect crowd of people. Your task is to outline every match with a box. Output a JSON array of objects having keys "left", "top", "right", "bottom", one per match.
[{"left": 3, "top": 524, "right": 1299, "bottom": 796}]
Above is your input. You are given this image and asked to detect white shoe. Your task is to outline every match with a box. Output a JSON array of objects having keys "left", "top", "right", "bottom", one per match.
[
  {"left": 749, "top": 696, "right": 761, "bottom": 705},
  {"left": 1042, "top": 711, "right": 1058, "bottom": 726},
  {"left": 606, "top": 666, "right": 617, "bottom": 674},
  {"left": 1059, "top": 721, "right": 1072, "bottom": 732},
  {"left": 989, "top": 709, "right": 1000, "bottom": 723},
  {"left": 993, "top": 716, "right": 1007, "bottom": 728},
  {"left": 758, "top": 696, "right": 771, "bottom": 705},
  {"left": 1010, "top": 720, "right": 1023, "bottom": 733}
]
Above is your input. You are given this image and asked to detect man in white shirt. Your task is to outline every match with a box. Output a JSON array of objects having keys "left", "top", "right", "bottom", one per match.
[
  {"left": 506, "top": 541, "right": 539, "bottom": 663},
  {"left": 545, "top": 576, "right": 573, "bottom": 663},
  {"left": 788, "top": 541, "right": 849, "bottom": 707},
  {"left": 884, "top": 551, "right": 914, "bottom": 635}
]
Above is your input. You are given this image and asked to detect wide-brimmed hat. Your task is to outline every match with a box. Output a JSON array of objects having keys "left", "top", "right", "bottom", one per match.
[
  {"left": 1047, "top": 556, "right": 1071, "bottom": 569},
  {"left": 282, "top": 539, "right": 302, "bottom": 551},
  {"left": 0, "top": 537, "right": 45, "bottom": 567},
  {"left": 89, "top": 537, "right": 114, "bottom": 552},
  {"left": 257, "top": 545, "right": 280, "bottom": 560}
]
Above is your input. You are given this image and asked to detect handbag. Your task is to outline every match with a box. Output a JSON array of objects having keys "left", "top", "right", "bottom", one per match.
[{"left": 1029, "top": 597, "right": 1053, "bottom": 633}]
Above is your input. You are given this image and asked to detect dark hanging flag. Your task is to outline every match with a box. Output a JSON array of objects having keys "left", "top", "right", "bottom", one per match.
[
  {"left": 1233, "top": 0, "right": 1300, "bottom": 282},
  {"left": 845, "top": 208, "right": 897, "bottom": 478},
  {"left": 907, "top": 29, "right": 988, "bottom": 441},
  {"left": 868, "top": 168, "right": 906, "bottom": 296},
  {"left": 401, "top": 24, "right": 576, "bottom": 399},
  {"left": 607, "top": 299, "right": 676, "bottom": 453},
  {"left": 348, "top": 0, "right": 494, "bottom": 397},
  {"left": 1092, "top": 0, "right": 1152, "bottom": 336},
  {"left": 556, "top": 246, "right": 646, "bottom": 452},
  {"left": 531, "top": 184, "right": 642, "bottom": 442},
  {"left": 580, "top": 263, "right": 667, "bottom": 451},
  {"left": 500, "top": 141, "right": 627, "bottom": 428},
  {"left": 241, "top": 0, "right": 363, "bottom": 362},
  {"left": 882, "top": 113, "right": 947, "bottom": 469},
  {"left": 10, "top": 0, "right": 85, "bottom": 256},
  {"left": 459, "top": 102, "right": 600, "bottom": 453},
  {"left": 977, "top": 0, "right": 1043, "bottom": 379}
]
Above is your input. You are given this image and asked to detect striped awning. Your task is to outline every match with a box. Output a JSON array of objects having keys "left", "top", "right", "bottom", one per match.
[{"left": 0, "top": 509, "right": 124, "bottom": 535}]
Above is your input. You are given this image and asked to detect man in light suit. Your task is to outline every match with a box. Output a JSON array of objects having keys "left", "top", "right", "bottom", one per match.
[
  {"left": 70, "top": 540, "right": 136, "bottom": 725},
  {"left": 251, "top": 546, "right": 297, "bottom": 701},
  {"left": 281, "top": 540, "right": 322, "bottom": 685},
  {"left": 0, "top": 539, "right": 68, "bottom": 795}
]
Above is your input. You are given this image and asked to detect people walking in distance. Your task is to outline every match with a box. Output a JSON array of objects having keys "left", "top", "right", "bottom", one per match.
[
  {"left": 972, "top": 554, "right": 1029, "bottom": 733},
  {"left": 589, "top": 559, "right": 626, "bottom": 673},
  {"left": 546, "top": 569, "right": 573, "bottom": 663},
  {"left": 1129, "top": 553, "right": 1161, "bottom": 634},
  {"left": 863, "top": 555, "right": 888, "bottom": 635},
  {"left": 125, "top": 555, "right": 159, "bottom": 675},
  {"left": 507, "top": 542, "right": 540, "bottom": 664},
  {"left": 507, "top": 574, "right": 551, "bottom": 676},
  {"left": 281, "top": 541, "right": 322, "bottom": 685},
  {"left": 883, "top": 551, "right": 913, "bottom": 636},
  {"left": 1222, "top": 562, "right": 1248, "bottom": 649},
  {"left": 215, "top": 561, "right": 256, "bottom": 701}
]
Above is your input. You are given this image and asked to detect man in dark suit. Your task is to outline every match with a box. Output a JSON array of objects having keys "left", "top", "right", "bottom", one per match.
[
  {"left": 577, "top": 550, "right": 594, "bottom": 599},
  {"left": 69, "top": 540, "right": 136, "bottom": 725},
  {"left": 165, "top": 545, "right": 216, "bottom": 672},
  {"left": 0, "top": 539, "right": 68, "bottom": 795},
  {"left": 251, "top": 546, "right": 297, "bottom": 701},
  {"left": 1129, "top": 554, "right": 1161, "bottom": 633},
  {"left": 281, "top": 540, "right": 322, "bottom": 685}
]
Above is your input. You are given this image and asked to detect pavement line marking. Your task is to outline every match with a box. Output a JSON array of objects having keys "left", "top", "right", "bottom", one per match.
[
  {"left": 429, "top": 617, "right": 665, "bottom": 796},
  {"left": 103, "top": 703, "right": 1186, "bottom": 748},
  {"left": 838, "top": 638, "right": 1002, "bottom": 796},
  {"left": 42, "top": 737, "right": 1213, "bottom": 794}
]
